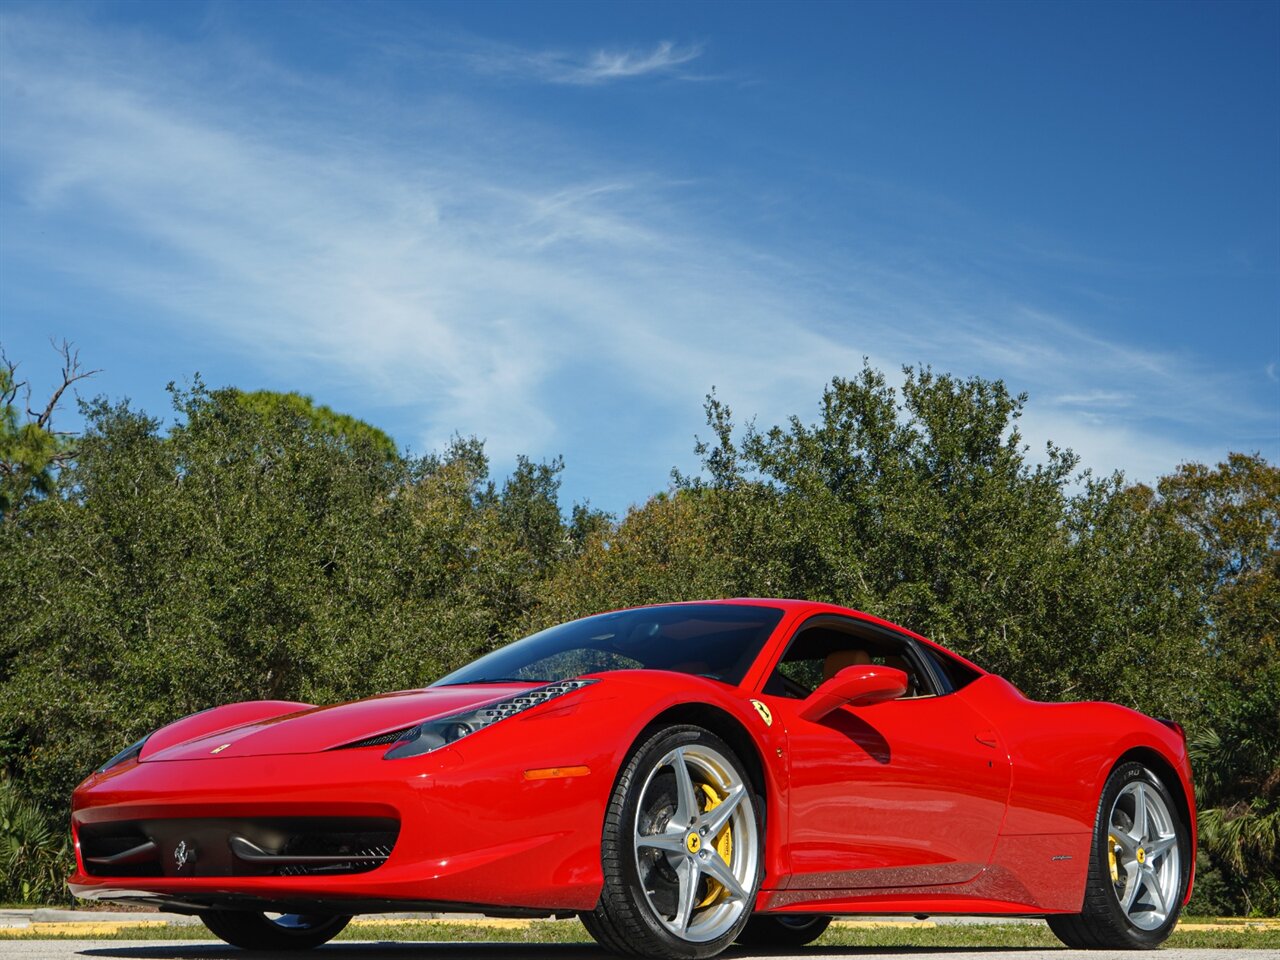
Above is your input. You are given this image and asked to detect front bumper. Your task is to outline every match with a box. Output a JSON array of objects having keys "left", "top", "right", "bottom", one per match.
[{"left": 69, "top": 738, "right": 610, "bottom": 915}]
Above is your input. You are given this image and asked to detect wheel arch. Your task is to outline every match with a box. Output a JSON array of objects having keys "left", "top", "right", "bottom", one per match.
[{"left": 634, "top": 703, "right": 770, "bottom": 822}]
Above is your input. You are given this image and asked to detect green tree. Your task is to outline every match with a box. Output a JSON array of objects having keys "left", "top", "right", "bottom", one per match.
[
  {"left": 0, "top": 341, "right": 98, "bottom": 518},
  {"left": 1162, "top": 455, "right": 1280, "bottom": 915},
  {"left": 654, "top": 365, "right": 1208, "bottom": 718},
  {"left": 232, "top": 389, "right": 399, "bottom": 461},
  {"left": 0, "top": 380, "right": 576, "bottom": 815}
]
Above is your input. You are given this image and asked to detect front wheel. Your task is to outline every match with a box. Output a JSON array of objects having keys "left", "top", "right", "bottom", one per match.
[
  {"left": 582, "top": 725, "right": 762, "bottom": 959},
  {"left": 737, "top": 913, "right": 832, "bottom": 947},
  {"left": 1047, "top": 761, "right": 1189, "bottom": 949},
  {"left": 200, "top": 911, "right": 351, "bottom": 950}
]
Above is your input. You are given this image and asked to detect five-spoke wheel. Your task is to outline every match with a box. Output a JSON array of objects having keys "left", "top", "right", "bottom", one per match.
[
  {"left": 1048, "top": 761, "right": 1189, "bottom": 949},
  {"left": 583, "top": 725, "right": 761, "bottom": 959},
  {"left": 1106, "top": 779, "right": 1182, "bottom": 929}
]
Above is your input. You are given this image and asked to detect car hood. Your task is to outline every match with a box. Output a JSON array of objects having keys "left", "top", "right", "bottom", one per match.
[{"left": 141, "top": 683, "right": 538, "bottom": 761}]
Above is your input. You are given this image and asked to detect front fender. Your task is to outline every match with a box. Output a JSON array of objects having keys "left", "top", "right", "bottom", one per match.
[{"left": 574, "top": 672, "right": 790, "bottom": 891}]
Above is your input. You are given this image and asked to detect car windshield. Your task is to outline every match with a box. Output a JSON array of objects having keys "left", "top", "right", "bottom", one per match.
[{"left": 434, "top": 603, "right": 785, "bottom": 687}]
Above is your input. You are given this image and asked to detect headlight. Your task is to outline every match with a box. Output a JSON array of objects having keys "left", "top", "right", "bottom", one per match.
[
  {"left": 385, "top": 679, "right": 596, "bottom": 760},
  {"left": 96, "top": 736, "right": 150, "bottom": 774}
]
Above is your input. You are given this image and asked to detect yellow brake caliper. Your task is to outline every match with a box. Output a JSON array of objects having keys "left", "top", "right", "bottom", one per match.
[
  {"left": 1108, "top": 834, "right": 1120, "bottom": 883},
  {"left": 696, "top": 783, "right": 734, "bottom": 907}
]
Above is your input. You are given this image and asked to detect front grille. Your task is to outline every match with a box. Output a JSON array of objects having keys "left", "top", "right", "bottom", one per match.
[{"left": 80, "top": 816, "right": 400, "bottom": 878}]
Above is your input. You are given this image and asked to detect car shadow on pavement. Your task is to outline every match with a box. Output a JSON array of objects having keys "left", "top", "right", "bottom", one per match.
[
  {"left": 78, "top": 947, "right": 604, "bottom": 959},
  {"left": 77, "top": 945, "right": 1047, "bottom": 959}
]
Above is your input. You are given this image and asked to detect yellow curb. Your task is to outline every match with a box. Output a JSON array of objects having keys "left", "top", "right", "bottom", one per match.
[
  {"left": 3, "top": 922, "right": 172, "bottom": 937},
  {"left": 2, "top": 918, "right": 543, "bottom": 937},
  {"left": 1179, "top": 921, "right": 1280, "bottom": 931}
]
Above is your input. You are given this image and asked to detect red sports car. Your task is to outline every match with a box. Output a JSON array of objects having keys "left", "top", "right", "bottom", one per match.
[{"left": 70, "top": 600, "right": 1194, "bottom": 957}]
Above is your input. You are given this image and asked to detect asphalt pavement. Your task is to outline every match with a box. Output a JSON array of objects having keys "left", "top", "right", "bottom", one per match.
[{"left": 0, "top": 942, "right": 1267, "bottom": 960}]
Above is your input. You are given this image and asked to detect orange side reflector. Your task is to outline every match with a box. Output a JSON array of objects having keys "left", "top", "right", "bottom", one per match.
[{"left": 523, "top": 765, "right": 591, "bottom": 781}]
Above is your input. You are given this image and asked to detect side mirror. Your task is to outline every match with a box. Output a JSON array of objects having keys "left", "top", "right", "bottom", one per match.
[{"left": 799, "top": 665, "right": 908, "bottom": 722}]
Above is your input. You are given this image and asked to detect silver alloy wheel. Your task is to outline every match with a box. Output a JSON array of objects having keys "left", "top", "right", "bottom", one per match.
[
  {"left": 633, "top": 743, "right": 758, "bottom": 944},
  {"left": 1107, "top": 780, "right": 1181, "bottom": 930}
]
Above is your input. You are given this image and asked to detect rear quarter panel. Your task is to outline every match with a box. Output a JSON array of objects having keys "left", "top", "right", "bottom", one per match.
[{"left": 960, "top": 675, "right": 1196, "bottom": 908}]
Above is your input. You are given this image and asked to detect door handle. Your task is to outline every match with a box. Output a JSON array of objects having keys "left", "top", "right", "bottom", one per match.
[{"left": 975, "top": 730, "right": 998, "bottom": 748}]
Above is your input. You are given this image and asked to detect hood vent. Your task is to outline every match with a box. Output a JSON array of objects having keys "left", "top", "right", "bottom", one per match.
[{"left": 333, "top": 727, "right": 416, "bottom": 750}]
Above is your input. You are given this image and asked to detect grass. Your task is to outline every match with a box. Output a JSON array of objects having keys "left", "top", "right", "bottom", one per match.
[
  {"left": 2, "top": 917, "right": 1278, "bottom": 949},
  {"left": 815, "top": 921, "right": 1280, "bottom": 950}
]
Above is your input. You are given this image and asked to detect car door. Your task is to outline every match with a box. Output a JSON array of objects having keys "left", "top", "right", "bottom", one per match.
[{"left": 756, "top": 617, "right": 1011, "bottom": 890}]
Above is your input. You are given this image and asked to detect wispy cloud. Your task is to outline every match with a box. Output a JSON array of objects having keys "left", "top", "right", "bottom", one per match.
[
  {"left": 0, "top": 14, "right": 815, "bottom": 470},
  {"left": 468, "top": 39, "right": 705, "bottom": 86},
  {"left": 0, "top": 10, "right": 1267, "bottom": 510},
  {"left": 1053, "top": 390, "right": 1133, "bottom": 409}
]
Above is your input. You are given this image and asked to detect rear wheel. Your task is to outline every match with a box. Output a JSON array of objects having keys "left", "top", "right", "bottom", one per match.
[
  {"left": 582, "top": 725, "right": 762, "bottom": 959},
  {"left": 199, "top": 911, "right": 351, "bottom": 950},
  {"left": 737, "top": 913, "right": 832, "bottom": 947},
  {"left": 1047, "top": 761, "right": 1189, "bottom": 949}
]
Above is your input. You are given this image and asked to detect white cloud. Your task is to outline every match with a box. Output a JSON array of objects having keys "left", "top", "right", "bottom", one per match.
[
  {"left": 0, "top": 15, "right": 850, "bottom": 467},
  {"left": 0, "top": 11, "right": 1266, "bottom": 507},
  {"left": 1018, "top": 407, "right": 1223, "bottom": 485},
  {"left": 1052, "top": 391, "right": 1133, "bottom": 408},
  {"left": 467, "top": 39, "right": 705, "bottom": 86}
]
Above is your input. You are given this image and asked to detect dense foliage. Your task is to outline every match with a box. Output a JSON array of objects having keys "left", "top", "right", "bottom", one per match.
[
  {"left": 0, "top": 775, "right": 69, "bottom": 904},
  {"left": 0, "top": 352, "right": 1275, "bottom": 913}
]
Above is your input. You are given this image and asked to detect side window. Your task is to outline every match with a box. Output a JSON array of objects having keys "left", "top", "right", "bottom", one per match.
[
  {"left": 763, "top": 620, "right": 938, "bottom": 701},
  {"left": 919, "top": 646, "right": 980, "bottom": 692},
  {"left": 774, "top": 658, "right": 824, "bottom": 696}
]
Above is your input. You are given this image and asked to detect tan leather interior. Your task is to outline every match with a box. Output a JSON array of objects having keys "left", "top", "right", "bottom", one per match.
[{"left": 822, "top": 648, "right": 871, "bottom": 681}]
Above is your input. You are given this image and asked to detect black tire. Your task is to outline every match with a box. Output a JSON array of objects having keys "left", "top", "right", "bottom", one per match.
[
  {"left": 1047, "top": 761, "right": 1190, "bottom": 949},
  {"left": 737, "top": 913, "right": 832, "bottom": 947},
  {"left": 582, "top": 725, "right": 763, "bottom": 959},
  {"left": 199, "top": 911, "right": 351, "bottom": 950}
]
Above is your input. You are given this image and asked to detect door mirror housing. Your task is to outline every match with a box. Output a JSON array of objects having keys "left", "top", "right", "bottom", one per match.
[{"left": 799, "top": 665, "right": 908, "bottom": 722}]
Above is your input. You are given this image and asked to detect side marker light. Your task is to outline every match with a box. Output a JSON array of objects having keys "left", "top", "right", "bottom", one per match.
[{"left": 523, "top": 765, "right": 591, "bottom": 780}]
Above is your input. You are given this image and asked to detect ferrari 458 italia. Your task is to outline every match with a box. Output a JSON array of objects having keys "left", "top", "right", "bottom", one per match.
[{"left": 70, "top": 600, "right": 1194, "bottom": 957}]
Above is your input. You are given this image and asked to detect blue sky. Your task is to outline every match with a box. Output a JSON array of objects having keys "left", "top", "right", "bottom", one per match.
[{"left": 1, "top": 0, "right": 1276, "bottom": 513}]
